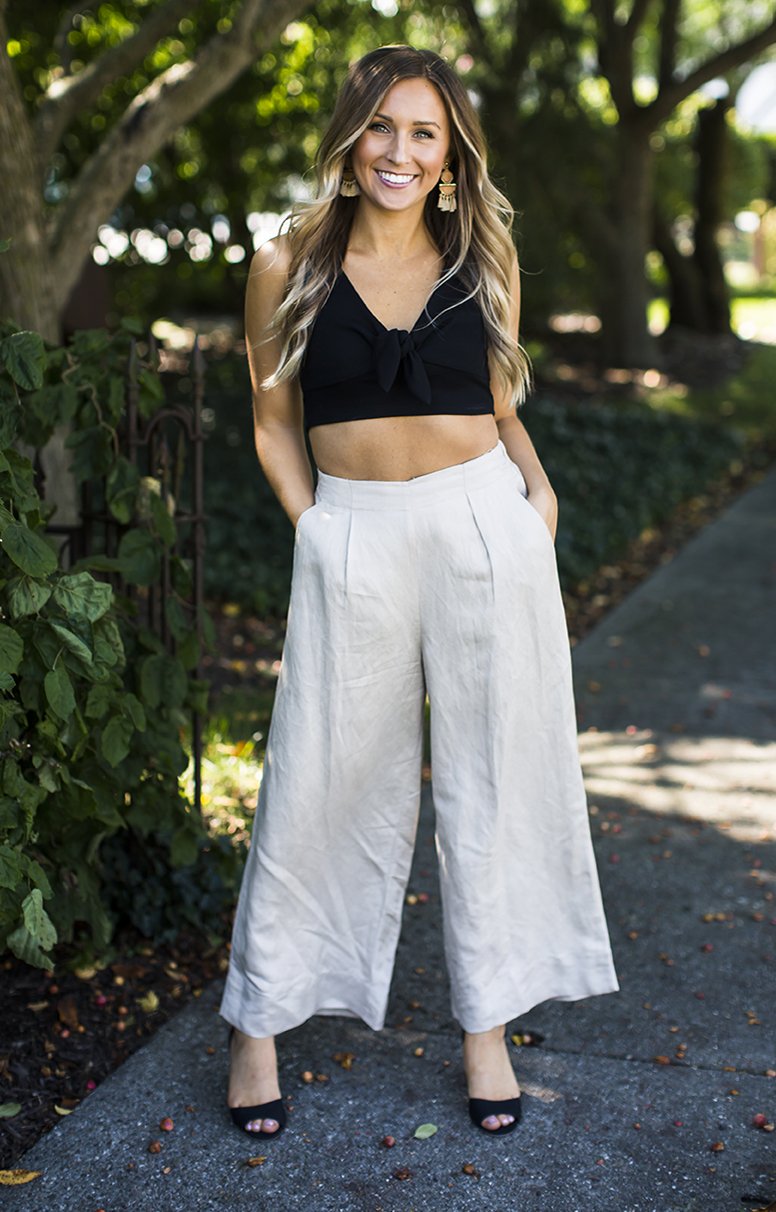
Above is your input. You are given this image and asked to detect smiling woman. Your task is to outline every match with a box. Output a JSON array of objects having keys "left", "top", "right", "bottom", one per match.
[{"left": 219, "top": 43, "right": 620, "bottom": 1143}]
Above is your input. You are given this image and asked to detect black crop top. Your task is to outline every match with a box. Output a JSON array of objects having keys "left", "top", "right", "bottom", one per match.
[{"left": 299, "top": 267, "right": 494, "bottom": 432}]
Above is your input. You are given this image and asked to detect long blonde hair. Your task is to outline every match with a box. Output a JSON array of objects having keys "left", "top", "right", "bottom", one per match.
[{"left": 261, "top": 44, "right": 532, "bottom": 410}]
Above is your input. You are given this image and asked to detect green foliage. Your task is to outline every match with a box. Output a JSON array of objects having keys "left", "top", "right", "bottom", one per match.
[
  {"left": 523, "top": 393, "right": 746, "bottom": 585},
  {"left": 0, "top": 320, "right": 239, "bottom": 970}
]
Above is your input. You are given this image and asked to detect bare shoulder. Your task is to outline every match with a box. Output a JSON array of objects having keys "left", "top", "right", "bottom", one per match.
[{"left": 248, "top": 232, "right": 293, "bottom": 288}]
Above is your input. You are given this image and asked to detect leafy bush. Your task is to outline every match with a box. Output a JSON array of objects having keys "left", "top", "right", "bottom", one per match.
[
  {"left": 524, "top": 393, "right": 747, "bottom": 585},
  {"left": 0, "top": 322, "right": 240, "bottom": 970}
]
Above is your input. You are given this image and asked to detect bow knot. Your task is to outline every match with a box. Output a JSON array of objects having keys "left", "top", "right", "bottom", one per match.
[{"left": 374, "top": 328, "right": 432, "bottom": 405}]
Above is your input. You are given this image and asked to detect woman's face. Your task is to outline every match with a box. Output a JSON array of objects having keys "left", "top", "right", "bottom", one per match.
[{"left": 349, "top": 76, "right": 451, "bottom": 212}]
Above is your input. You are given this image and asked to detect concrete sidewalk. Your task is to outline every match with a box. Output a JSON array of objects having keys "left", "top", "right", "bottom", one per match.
[{"left": 6, "top": 469, "right": 776, "bottom": 1212}]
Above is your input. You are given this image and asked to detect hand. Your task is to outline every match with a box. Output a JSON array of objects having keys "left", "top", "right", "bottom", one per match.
[
  {"left": 293, "top": 502, "right": 316, "bottom": 531},
  {"left": 525, "top": 483, "right": 558, "bottom": 543}
]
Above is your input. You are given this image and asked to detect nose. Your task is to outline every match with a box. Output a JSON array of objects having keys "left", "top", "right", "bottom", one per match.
[{"left": 386, "top": 130, "right": 412, "bottom": 165}]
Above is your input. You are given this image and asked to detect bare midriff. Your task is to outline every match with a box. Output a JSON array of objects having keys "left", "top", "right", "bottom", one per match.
[{"left": 308, "top": 413, "right": 500, "bottom": 481}]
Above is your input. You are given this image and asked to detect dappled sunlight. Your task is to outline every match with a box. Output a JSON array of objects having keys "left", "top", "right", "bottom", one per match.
[{"left": 578, "top": 727, "right": 776, "bottom": 845}]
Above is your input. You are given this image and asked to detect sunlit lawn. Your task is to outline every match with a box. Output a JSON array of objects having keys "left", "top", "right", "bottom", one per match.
[
  {"left": 182, "top": 674, "right": 433, "bottom": 835},
  {"left": 647, "top": 295, "right": 776, "bottom": 441}
]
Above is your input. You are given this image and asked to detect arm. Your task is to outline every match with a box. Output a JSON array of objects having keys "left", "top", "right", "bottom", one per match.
[
  {"left": 490, "top": 249, "right": 559, "bottom": 542},
  {"left": 245, "top": 235, "right": 316, "bottom": 530}
]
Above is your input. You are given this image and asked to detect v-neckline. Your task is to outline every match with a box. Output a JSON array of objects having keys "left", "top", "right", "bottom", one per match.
[{"left": 338, "top": 267, "right": 455, "bottom": 334}]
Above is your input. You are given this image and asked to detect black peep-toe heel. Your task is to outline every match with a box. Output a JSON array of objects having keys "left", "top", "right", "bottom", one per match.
[
  {"left": 461, "top": 1026, "right": 522, "bottom": 1136},
  {"left": 227, "top": 1024, "right": 287, "bottom": 1138}
]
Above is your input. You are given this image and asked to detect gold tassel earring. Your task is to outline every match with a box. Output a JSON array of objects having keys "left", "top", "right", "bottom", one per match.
[
  {"left": 437, "top": 160, "right": 457, "bottom": 212},
  {"left": 340, "top": 165, "right": 361, "bottom": 197}
]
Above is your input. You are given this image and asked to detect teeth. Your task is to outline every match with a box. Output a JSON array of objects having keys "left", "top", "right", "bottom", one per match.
[{"left": 377, "top": 170, "right": 415, "bottom": 184}]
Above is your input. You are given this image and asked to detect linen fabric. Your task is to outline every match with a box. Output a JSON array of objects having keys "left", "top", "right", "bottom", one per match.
[
  {"left": 299, "top": 268, "right": 495, "bottom": 433},
  {"left": 219, "top": 439, "right": 620, "bottom": 1037}
]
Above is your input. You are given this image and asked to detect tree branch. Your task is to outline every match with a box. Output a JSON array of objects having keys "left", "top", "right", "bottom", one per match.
[
  {"left": 590, "top": 0, "right": 637, "bottom": 118},
  {"left": 647, "top": 14, "right": 776, "bottom": 125},
  {"left": 36, "top": 0, "right": 191, "bottom": 167},
  {"left": 454, "top": 0, "right": 492, "bottom": 66},
  {"left": 657, "top": 0, "right": 681, "bottom": 93},
  {"left": 625, "top": 0, "right": 653, "bottom": 37},
  {"left": 52, "top": 4, "right": 84, "bottom": 74},
  {"left": 47, "top": 0, "right": 308, "bottom": 307}
]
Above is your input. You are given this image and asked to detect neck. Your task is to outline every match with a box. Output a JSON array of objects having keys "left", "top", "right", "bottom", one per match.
[{"left": 346, "top": 198, "right": 436, "bottom": 264}]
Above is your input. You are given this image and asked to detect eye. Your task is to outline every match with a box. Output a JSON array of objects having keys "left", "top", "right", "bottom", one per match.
[
  {"left": 368, "top": 121, "right": 390, "bottom": 133},
  {"left": 414, "top": 130, "right": 434, "bottom": 139}
]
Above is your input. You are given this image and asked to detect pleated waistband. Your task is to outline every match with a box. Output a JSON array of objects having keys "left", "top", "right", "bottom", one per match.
[{"left": 314, "top": 439, "right": 518, "bottom": 509}]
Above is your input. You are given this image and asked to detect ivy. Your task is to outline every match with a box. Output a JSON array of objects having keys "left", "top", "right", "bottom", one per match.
[{"left": 0, "top": 318, "right": 238, "bottom": 971}]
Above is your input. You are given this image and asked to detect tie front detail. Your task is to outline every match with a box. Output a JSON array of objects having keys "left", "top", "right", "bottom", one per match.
[
  {"left": 299, "top": 267, "right": 494, "bottom": 431},
  {"left": 375, "top": 328, "right": 432, "bottom": 405}
]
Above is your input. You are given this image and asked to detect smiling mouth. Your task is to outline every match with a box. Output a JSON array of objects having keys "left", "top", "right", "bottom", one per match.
[{"left": 375, "top": 169, "right": 417, "bottom": 186}]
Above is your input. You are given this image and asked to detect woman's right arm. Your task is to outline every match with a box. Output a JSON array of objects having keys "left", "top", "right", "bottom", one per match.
[{"left": 245, "top": 236, "right": 315, "bottom": 530}]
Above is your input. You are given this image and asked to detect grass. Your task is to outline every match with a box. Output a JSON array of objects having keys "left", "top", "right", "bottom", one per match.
[{"left": 642, "top": 340, "right": 776, "bottom": 442}]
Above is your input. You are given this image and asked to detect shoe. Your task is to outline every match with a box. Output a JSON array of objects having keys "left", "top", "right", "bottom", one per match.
[
  {"left": 461, "top": 1026, "right": 522, "bottom": 1136},
  {"left": 227, "top": 1024, "right": 287, "bottom": 1137}
]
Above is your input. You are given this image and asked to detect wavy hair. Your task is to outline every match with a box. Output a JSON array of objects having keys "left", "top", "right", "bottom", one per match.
[{"left": 259, "top": 44, "right": 533, "bottom": 411}]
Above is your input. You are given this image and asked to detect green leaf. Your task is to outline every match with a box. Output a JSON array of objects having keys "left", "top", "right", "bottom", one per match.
[
  {"left": 93, "top": 616, "right": 124, "bottom": 670},
  {"left": 140, "top": 654, "right": 186, "bottom": 707},
  {"left": 166, "top": 597, "right": 189, "bottom": 641},
  {"left": 85, "top": 682, "right": 115, "bottom": 720},
  {"left": 413, "top": 1123, "right": 438, "bottom": 1139},
  {"left": 64, "top": 424, "right": 114, "bottom": 481},
  {"left": 6, "top": 924, "right": 52, "bottom": 968},
  {"left": 0, "top": 623, "right": 24, "bottom": 674},
  {"left": 24, "top": 857, "right": 52, "bottom": 899},
  {"left": 69, "top": 554, "right": 126, "bottom": 575},
  {"left": 122, "top": 692, "right": 146, "bottom": 731},
  {"left": 187, "top": 678, "right": 209, "bottom": 715},
  {"left": 100, "top": 715, "right": 134, "bottom": 767},
  {"left": 44, "top": 665, "right": 75, "bottom": 719},
  {"left": 170, "top": 826, "right": 199, "bottom": 867},
  {"left": 170, "top": 556, "right": 193, "bottom": 597},
  {"left": 177, "top": 631, "right": 200, "bottom": 671},
  {"left": 53, "top": 571, "right": 112, "bottom": 621},
  {"left": 106, "top": 456, "right": 140, "bottom": 524},
  {"left": 0, "top": 330, "right": 46, "bottom": 390},
  {"left": 117, "top": 528, "right": 160, "bottom": 585},
  {"left": 0, "top": 843, "right": 24, "bottom": 890},
  {"left": 6, "top": 575, "right": 53, "bottom": 617},
  {"left": 49, "top": 621, "right": 93, "bottom": 665},
  {"left": 2, "top": 521, "right": 58, "bottom": 576},
  {"left": 0, "top": 1103, "right": 22, "bottom": 1118},
  {"left": 21, "top": 887, "right": 57, "bottom": 947},
  {"left": 139, "top": 653, "right": 165, "bottom": 708},
  {"left": 0, "top": 395, "right": 21, "bottom": 445},
  {"left": 149, "top": 491, "right": 175, "bottom": 545}
]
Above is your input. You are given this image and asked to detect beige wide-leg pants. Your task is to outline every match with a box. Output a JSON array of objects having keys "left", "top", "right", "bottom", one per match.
[{"left": 219, "top": 439, "right": 620, "bottom": 1037}]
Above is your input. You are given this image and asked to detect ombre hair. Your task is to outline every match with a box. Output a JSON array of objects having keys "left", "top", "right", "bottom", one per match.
[{"left": 260, "top": 44, "right": 533, "bottom": 410}]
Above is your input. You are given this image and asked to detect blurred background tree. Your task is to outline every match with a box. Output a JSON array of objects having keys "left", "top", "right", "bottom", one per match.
[
  {"left": 1, "top": 0, "right": 774, "bottom": 358},
  {"left": 2, "top": 0, "right": 774, "bottom": 533}
]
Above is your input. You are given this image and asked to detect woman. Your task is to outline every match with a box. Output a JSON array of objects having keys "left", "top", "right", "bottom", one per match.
[{"left": 220, "top": 44, "right": 620, "bottom": 1139}]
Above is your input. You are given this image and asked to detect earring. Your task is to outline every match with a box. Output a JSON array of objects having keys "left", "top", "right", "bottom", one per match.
[
  {"left": 437, "top": 160, "right": 457, "bottom": 212},
  {"left": 340, "top": 165, "right": 361, "bottom": 197}
]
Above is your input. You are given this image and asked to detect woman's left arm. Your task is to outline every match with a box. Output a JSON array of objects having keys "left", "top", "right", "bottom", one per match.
[{"left": 490, "top": 249, "right": 558, "bottom": 542}]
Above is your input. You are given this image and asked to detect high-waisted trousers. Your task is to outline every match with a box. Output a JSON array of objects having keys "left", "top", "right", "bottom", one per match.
[{"left": 219, "top": 438, "right": 620, "bottom": 1037}]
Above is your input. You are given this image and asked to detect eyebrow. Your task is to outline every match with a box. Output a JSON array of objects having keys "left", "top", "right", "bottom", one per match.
[{"left": 374, "top": 112, "right": 441, "bottom": 129}]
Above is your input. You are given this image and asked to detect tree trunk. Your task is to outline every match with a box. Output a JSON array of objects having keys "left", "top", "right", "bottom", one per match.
[
  {"left": 598, "top": 126, "right": 661, "bottom": 368},
  {"left": 692, "top": 98, "right": 732, "bottom": 335},
  {"left": 0, "top": 13, "right": 58, "bottom": 342},
  {"left": 652, "top": 207, "right": 706, "bottom": 330}
]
